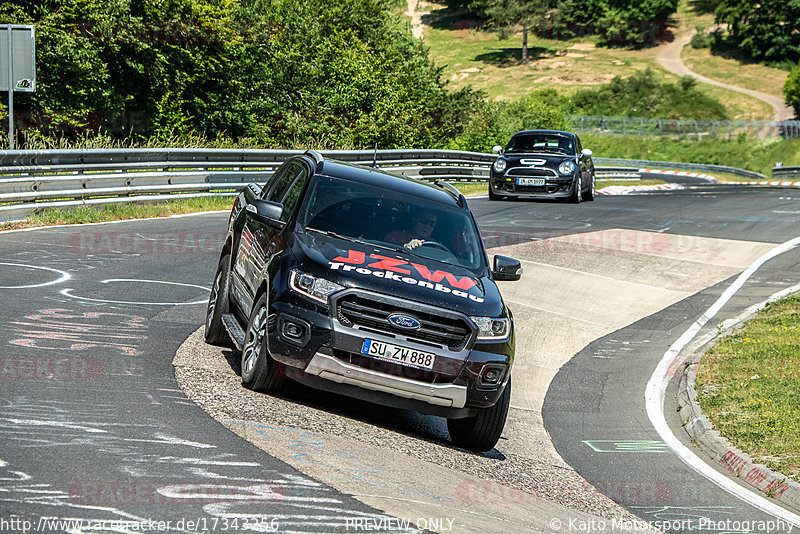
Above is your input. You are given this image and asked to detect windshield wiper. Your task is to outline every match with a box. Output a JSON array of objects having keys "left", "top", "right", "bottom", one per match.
[{"left": 305, "top": 227, "right": 407, "bottom": 254}]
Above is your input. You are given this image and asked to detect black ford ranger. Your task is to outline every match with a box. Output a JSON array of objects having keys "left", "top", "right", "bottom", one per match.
[{"left": 205, "top": 151, "right": 522, "bottom": 452}]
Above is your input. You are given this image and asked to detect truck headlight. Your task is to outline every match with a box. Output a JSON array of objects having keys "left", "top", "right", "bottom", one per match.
[
  {"left": 493, "top": 158, "right": 507, "bottom": 174},
  {"left": 290, "top": 270, "right": 343, "bottom": 304},
  {"left": 558, "top": 160, "right": 576, "bottom": 175},
  {"left": 470, "top": 316, "right": 509, "bottom": 340}
]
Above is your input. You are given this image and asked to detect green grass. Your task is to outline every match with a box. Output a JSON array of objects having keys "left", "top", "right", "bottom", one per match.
[
  {"left": 0, "top": 196, "right": 235, "bottom": 231},
  {"left": 696, "top": 294, "right": 800, "bottom": 478},
  {"left": 581, "top": 135, "right": 800, "bottom": 176}
]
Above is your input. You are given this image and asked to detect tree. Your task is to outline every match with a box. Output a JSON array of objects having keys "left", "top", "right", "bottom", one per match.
[
  {"left": 785, "top": 63, "right": 800, "bottom": 118},
  {"left": 484, "top": 0, "right": 550, "bottom": 63},
  {"left": 714, "top": 0, "right": 800, "bottom": 64}
]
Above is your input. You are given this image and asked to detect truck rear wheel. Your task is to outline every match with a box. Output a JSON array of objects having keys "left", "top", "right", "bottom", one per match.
[
  {"left": 447, "top": 378, "right": 511, "bottom": 452},
  {"left": 241, "top": 294, "right": 285, "bottom": 393}
]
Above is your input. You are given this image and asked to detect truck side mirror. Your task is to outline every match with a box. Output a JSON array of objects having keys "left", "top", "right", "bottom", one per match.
[
  {"left": 492, "top": 255, "right": 522, "bottom": 281},
  {"left": 246, "top": 199, "right": 284, "bottom": 228}
]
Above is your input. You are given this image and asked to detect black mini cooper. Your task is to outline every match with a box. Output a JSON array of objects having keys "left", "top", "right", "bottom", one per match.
[{"left": 489, "top": 129, "right": 595, "bottom": 202}]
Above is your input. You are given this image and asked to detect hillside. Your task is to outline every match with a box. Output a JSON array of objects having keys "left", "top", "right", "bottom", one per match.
[{"left": 406, "top": 0, "right": 787, "bottom": 121}]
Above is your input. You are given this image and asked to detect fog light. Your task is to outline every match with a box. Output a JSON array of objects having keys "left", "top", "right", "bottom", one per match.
[
  {"left": 479, "top": 364, "right": 506, "bottom": 387},
  {"left": 484, "top": 369, "right": 501, "bottom": 383},
  {"left": 283, "top": 321, "right": 304, "bottom": 339}
]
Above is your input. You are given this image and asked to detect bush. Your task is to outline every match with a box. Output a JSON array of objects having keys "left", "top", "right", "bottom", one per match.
[
  {"left": 564, "top": 69, "right": 728, "bottom": 120},
  {"left": 0, "top": 0, "right": 487, "bottom": 150},
  {"left": 690, "top": 30, "right": 711, "bottom": 49},
  {"left": 785, "top": 63, "right": 800, "bottom": 119},
  {"left": 448, "top": 93, "right": 570, "bottom": 152}
]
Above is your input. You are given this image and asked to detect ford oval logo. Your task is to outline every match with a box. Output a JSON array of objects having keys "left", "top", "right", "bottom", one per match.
[{"left": 387, "top": 313, "right": 421, "bottom": 330}]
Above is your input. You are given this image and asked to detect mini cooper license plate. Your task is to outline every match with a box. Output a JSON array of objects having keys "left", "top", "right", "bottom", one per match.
[
  {"left": 516, "top": 177, "right": 545, "bottom": 186},
  {"left": 360, "top": 339, "right": 436, "bottom": 370}
]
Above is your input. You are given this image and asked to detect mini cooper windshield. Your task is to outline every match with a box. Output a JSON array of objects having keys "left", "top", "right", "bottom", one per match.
[
  {"left": 297, "top": 174, "right": 486, "bottom": 272},
  {"left": 505, "top": 133, "right": 576, "bottom": 155}
]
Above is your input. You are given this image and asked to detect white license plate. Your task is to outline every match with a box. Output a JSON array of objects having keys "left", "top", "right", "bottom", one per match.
[
  {"left": 360, "top": 339, "right": 436, "bottom": 370},
  {"left": 516, "top": 177, "right": 545, "bottom": 186}
]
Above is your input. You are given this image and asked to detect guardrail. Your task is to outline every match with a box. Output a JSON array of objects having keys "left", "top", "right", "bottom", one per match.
[
  {"left": 0, "top": 148, "right": 765, "bottom": 223},
  {"left": 773, "top": 166, "right": 800, "bottom": 180}
]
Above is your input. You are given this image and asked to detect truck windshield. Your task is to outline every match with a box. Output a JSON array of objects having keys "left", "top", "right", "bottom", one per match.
[{"left": 297, "top": 175, "right": 486, "bottom": 272}]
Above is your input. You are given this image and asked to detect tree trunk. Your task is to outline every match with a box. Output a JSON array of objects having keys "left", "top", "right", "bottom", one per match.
[{"left": 522, "top": 23, "right": 528, "bottom": 63}]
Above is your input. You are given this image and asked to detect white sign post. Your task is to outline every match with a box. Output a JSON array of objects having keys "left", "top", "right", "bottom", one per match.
[{"left": 0, "top": 25, "right": 36, "bottom": 150}]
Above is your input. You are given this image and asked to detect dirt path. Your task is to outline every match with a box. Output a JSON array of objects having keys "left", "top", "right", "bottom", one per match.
[
  {"left": 654, "top": 30, "right": 793, "bottom": 121},
  {"left": 406, "top": 0, "right": 425, "bottom": 39}
]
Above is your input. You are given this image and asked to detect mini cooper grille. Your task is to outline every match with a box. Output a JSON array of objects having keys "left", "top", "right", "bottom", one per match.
[
  {"left": 507, "top": 168, "right": 557, "bottom": 178},
  {"left": 337, "top": 295, "right": 472, "bottom": 351}
]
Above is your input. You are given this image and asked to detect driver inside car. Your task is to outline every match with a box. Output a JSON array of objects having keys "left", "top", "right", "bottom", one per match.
[{"left": 384, "top": 210, "right": 437, "bottom": 250}]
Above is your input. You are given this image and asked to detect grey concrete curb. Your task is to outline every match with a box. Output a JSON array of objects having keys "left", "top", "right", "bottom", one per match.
[{"left": 677, "top": 319, "right": 800, "bottom": 513}]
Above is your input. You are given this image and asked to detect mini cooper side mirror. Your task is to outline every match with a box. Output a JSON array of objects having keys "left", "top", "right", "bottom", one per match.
[
  {"left": 246, "top": 199, "right": 284, "bottom": 227},
  {"left": 581, "top": 148, "right": 593, "bottom": 159},
  {"left": 492, "top": 255, "right": 522, "bottom": 281},
  {"left": 493, "top": 145, "right": 503, "bottom": 155}
]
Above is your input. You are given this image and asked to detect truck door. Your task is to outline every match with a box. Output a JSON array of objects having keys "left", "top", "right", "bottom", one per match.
[{"left": 233, "top": 162, "right": 309, "bottom": 317}]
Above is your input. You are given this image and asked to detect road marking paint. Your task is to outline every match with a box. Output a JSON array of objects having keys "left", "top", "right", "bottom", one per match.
[
  {"left": 645, "top": 234, "right": 800, "bottom": 525},
  {"left": 582, "top": 440, "right": 671, "bottom": 454},
  {"left": 0, "top": 263, "right": 71, "bottom": 289},
  {"left": 61, "top": 279, "right": 209, "bottom": 306}
]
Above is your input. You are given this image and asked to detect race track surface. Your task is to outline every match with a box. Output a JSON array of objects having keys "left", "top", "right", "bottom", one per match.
[{"left": 2, "top": 180, "right": 800, "bottom": 533}]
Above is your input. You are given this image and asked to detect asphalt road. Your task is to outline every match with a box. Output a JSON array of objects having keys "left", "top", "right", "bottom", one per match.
[
  {"left": 0, "top": 214, "right": 410, "bottom": 533},
  {"left": 2, "top": 179, "right": 800, "bottom": 533}
]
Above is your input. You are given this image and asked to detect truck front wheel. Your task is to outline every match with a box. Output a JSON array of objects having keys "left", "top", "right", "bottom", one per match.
[
  {"left": 241, "top": 294, "right": 285, "bottom": 393},
  {"left": 447, "top": 378, "right": 511, "bottom": 452}
]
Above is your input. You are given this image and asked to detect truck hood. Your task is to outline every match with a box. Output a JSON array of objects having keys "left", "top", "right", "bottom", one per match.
[{"left": 291, "top": 231, "right": 505, "bottom": 316}]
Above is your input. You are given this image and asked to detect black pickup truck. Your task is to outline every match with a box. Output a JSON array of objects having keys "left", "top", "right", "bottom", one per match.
[{"left": 205, "top": 151, "right": 522, "bottom": 452}]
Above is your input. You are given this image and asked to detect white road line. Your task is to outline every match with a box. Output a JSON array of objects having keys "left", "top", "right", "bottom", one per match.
[
  {"left": 0, "top": 263, "right": 71, "bottom": 289},
  {"left": 645, "top": 234, "right": 800, "bottom": 525}
]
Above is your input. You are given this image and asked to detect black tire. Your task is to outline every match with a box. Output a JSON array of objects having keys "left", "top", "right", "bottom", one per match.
[
  {"left": 447, "top": 378, "right": 511, "bottom": 452},
  {"left": 582, "top": 172, "right": 595, "bottom": 202},
  {"left": 570, "top": 175, "right": 582, "bottom": 204},
  {"left": 241, "top": 293, "right": 285, "bottom": 393},
  {"left": 204, "top": 255, "right": 232, "bottom": 346},
  {"left": 488, "top": 184, "right": 502, "bottom": 201}
]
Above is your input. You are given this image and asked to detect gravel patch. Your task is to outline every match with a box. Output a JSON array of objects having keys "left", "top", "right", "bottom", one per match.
[{"left": 174, "top": 329, "right": 656, "bottom": 527}]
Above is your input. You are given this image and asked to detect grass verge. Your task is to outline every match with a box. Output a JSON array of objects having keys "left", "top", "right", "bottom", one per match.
[
  {"left": 0, "top": 196, "right": 235, "bottom": 232},
  {"left": 581, "top": 135, "right": 800, "bottom": 177},
  {"left": 696, "top": 294, "right": 800, "bottom": 478}
]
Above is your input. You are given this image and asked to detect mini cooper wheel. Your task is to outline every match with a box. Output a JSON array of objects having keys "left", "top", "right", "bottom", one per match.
[
  {"left": 570, "top": 175, "right": 582, "bottom": 204},
  {"left": 447, "top": 378, "right": 511, "bottom": 452},
  {"left": 204, "top": 255, "right": 232, "bottom": 346},
  {"left": 488, "top": 185, "right": 503, "bottom": 201},
  {"left": 582, "top": 173, "right": 595, "bottom": 202},
  {"left": 241, "top": 294, "right": 285, "bottom": 393}
]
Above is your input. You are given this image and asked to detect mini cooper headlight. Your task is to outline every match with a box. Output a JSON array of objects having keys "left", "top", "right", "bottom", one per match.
[
  {"left": 558, "top": 160, "right": 576, "bottom": 175},
  {"left": 492, "top": 158, "right": 507, "bottom": 174},
  {"left": 290, "top": 269, "right": 343, "bottom": 304},
  {"left": 470, "top": 316, "right": 509, "bottom": 340}
]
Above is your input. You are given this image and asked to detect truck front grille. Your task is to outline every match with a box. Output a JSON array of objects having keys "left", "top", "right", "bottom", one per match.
[{"left": 336, "top": 294, "right": 472, "bottom": 351}]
